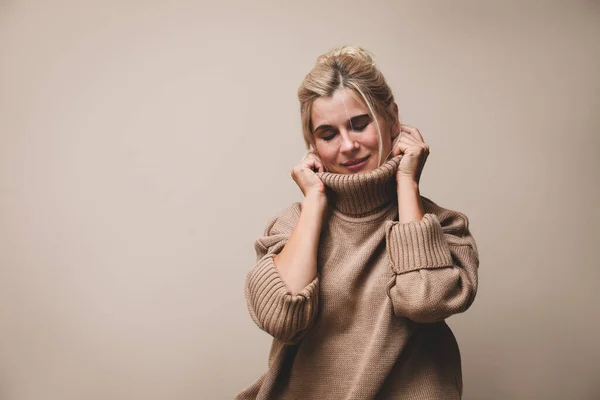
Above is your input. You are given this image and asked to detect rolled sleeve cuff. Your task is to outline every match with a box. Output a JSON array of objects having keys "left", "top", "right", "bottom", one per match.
[{"left": 384, "top": 213, "right": 453, "bottom": 274}]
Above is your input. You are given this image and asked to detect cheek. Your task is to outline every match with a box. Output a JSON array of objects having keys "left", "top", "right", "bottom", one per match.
[
  {"left": 363, "top": 126, "right": 383, "bottom": 148},
  {"left": 314, "top": 144, "right": 336, "bottom": 163},
  {"left": 320, "top": 149, "right": 338, "bottom": 165}
]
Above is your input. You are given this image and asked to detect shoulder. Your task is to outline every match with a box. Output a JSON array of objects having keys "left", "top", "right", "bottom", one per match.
[{"left": 261, "top": 202, "right": 302, "bottom": 236}]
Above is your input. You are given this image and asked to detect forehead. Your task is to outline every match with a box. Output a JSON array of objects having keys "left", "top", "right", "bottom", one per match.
[{"left": 311, "top": 88, "right": 369, "bottom": 128}]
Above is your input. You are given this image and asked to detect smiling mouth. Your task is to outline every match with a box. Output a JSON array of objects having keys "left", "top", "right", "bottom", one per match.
[{"left": 342, "top": 155, "right": 369, "bottom": 166}]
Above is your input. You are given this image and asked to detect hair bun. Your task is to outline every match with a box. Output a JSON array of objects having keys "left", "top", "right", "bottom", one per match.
[{"left": 316, "top": 45, "right": 375, "bottom": 66}]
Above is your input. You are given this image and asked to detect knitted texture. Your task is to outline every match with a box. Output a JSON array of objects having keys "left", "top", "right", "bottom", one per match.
[{"left": 237, "top": 155, "right": 479, "bottom": 400}]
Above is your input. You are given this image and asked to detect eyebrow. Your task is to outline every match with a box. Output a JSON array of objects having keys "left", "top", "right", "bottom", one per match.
[{"left": 313, "top": 114, "right": 371, "bottom": 134}]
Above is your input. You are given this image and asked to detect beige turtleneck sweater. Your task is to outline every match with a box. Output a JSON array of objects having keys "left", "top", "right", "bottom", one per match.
[{"left": 236, "top": 155, "right": 479, "bottom": 400}]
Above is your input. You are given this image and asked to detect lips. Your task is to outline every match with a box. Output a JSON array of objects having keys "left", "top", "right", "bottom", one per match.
[{"left": 342, "top": 155, "right": 369, "bottom": 166}]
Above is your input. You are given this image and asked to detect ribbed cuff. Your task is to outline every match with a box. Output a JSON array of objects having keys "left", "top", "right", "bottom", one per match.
[
  {"left": 245, "top": 256, "right": 319, "bottom": 341},
  {"left": 384, "top": 213, "right": 453, "bottom": 274}
]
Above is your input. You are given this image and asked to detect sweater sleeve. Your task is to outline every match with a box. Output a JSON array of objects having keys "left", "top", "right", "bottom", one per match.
[
  {"left": 384, "top": 200, "right": 479, "bottom": 323},
  {"left": 244, "top": 203, "right": 320, "bottom": 345}
]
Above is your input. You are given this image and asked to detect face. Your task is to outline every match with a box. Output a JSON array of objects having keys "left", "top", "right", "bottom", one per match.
[{"left": 311, "top": 88, "right": 398, "bottom": 174}]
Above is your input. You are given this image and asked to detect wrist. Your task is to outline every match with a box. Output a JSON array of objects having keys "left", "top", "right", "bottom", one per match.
[
  {"left": 303, "top": 190, "right": 328, "bottom": 208},
  {"left": 397, "top": 177, "right": 419, "bottom": 190},
  {"left": 396, "top": 179, "right": 424, "bottom": 223}
]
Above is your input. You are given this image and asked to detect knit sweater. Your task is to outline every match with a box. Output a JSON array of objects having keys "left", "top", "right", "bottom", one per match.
[{"left": 236, "top": 154, "right": 479, "bottom": 400}]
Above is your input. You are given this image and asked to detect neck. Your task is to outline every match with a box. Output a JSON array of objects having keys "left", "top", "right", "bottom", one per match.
[{"left": 315, "top": 155, "right": 402, "bottom": 217}]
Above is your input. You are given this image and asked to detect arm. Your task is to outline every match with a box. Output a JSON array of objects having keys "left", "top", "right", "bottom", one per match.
[
  {"left": 273, "top": 191, "right": 327, "bottom": 295},
  {"left": 244, "top": 192, "right": 327, "bottom": 344},
  {"left": 385, "top": 190, "right": 479, "bottom": 323}
]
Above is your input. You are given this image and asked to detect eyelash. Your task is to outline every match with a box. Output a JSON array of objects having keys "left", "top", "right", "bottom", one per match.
[{"left": 322, "top": 122, "right": 370, "bottom": 141}]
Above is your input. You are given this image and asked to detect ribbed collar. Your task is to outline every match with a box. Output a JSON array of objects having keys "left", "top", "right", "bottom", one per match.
[{"left": 315, "top": 155, "right": 402, "bottom": 217}]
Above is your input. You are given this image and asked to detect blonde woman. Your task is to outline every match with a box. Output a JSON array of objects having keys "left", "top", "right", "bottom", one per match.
[{"left": 236, "top": 46, "right": 479, "bottom": 400}]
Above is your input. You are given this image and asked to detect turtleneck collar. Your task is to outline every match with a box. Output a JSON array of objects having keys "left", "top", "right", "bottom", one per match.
[{"left": 315, "top": 154, "right": 403, "bottom": 217}]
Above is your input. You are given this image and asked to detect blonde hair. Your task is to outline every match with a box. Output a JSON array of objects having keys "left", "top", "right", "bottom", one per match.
[{"left": 298, "top": 46, "right": 397, "bottom": 167}]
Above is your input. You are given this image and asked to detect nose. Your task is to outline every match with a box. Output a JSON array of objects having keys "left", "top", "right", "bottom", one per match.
[{"left": 340, "top": 131, "right": 359, "bottom": 153}]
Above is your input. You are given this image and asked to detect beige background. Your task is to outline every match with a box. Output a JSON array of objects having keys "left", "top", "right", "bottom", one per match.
[{"left": 1, "top": 1, "right": 599, "bottom": 399}]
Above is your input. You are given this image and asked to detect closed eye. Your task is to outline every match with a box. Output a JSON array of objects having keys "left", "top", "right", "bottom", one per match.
[
  {"left": 352, "top": 122, "right": 369, "bottom": 131},
  {"left": 316, "top": 114, "right": 372, "bottom": 141},
  {"left": 350, "top": 115, "right": 371, "bottom": 131}
]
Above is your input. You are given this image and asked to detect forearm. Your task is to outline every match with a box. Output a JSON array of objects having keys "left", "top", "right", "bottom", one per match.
[
  {"left": 274, "top": 192, "right": 327, "bottom": 295},
  {"left": 397, "top": 178, "right": 425, "bottom": 223}
]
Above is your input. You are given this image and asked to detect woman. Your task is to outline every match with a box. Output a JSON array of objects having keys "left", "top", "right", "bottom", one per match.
[{"left": 236, "top": 46, "right": 479, "bottom": 400}]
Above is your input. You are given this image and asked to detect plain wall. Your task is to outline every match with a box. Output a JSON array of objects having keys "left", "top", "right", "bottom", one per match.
[{"left": 1, "top": 1, "right": 598, "bottom": 399}]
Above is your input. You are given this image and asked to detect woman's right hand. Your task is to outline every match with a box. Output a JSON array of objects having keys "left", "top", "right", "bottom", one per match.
[{"left": 291, "top": 150, "right": 327, "bottom": 198}]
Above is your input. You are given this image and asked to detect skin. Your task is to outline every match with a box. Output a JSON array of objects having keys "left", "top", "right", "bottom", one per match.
[
  {"left": 292, "top": 87, "right": 430, "bottom": 224},
  {"left": 280, "top": 87, "right": 432, "bottom": 294},
  {"left": 393, "top": 124, "right": 430, "bottom": 223},
  {"left": 310, "top": 88, "right": 397, "bottom": 175}
]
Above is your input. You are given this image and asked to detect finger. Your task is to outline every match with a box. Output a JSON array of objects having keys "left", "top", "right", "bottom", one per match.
[
  {"left": 312, "top": 154, "right": 326, "bottom": 172},
  {"left": 399, "top": 133, "right": 419, "bottom": 143},
  {"left": 392, "top": 139, "right": 411, "bottom": 157},
  {"left": 399, "top": 134, "right": 429, "bottom": 153},
  {"left": 304, "top": 154, "right": 324, "bottom": 173},
  {"left": 400, "top": 124, "right": 425, "bottom": 143},
  {"left": 315, "top": 160, "right": 324, "bottom": 173}
]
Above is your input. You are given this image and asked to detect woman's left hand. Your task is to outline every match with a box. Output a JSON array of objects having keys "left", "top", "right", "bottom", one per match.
[{"left": 391, "top": 124, "right": 430, "bottom": 185}]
